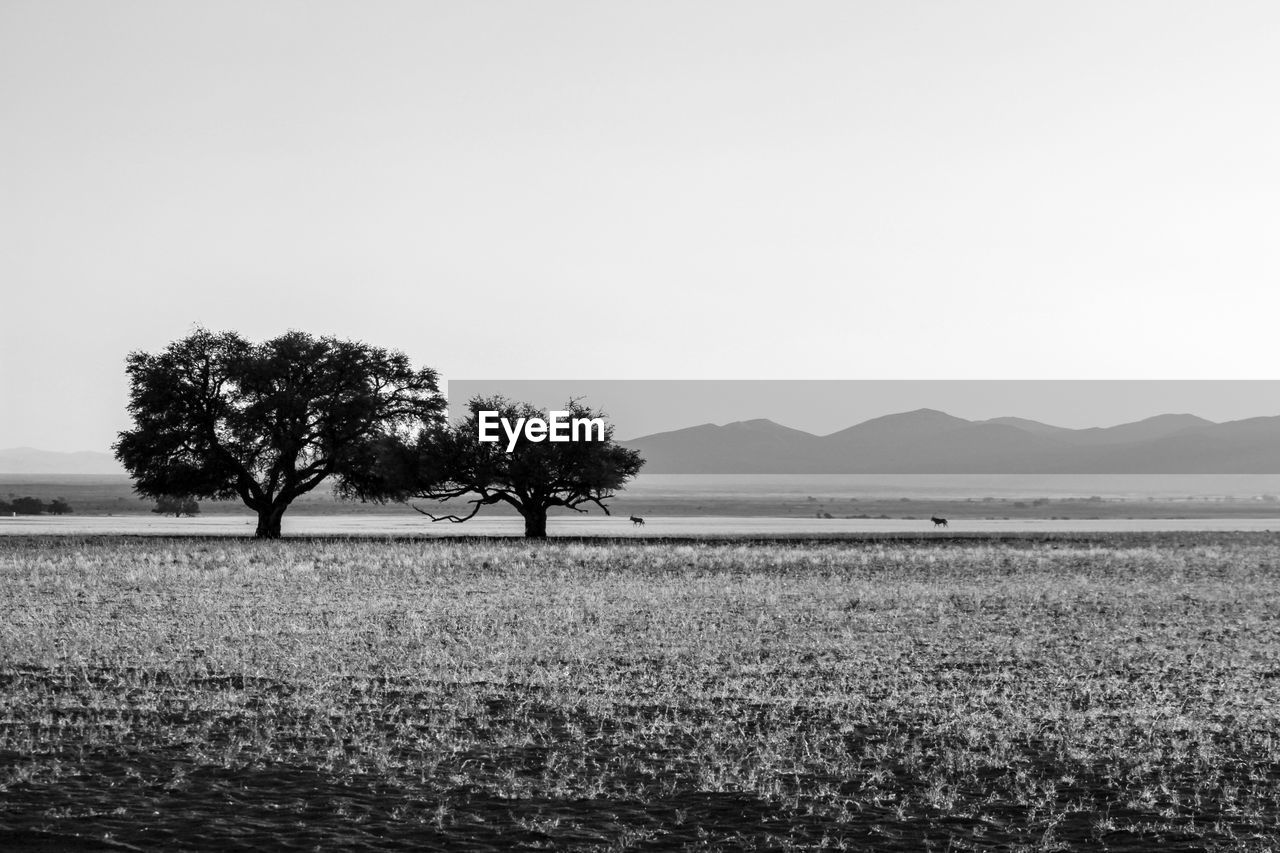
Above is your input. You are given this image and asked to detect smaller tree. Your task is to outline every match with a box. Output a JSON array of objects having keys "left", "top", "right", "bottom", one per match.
[
  {"left": 48, "top": 498, "right": 73, "bottom": 515},
  {"left": 152, "top": 496, "right": 199, "bottom": 517},
  {"left": 11, "top": 497, "right": 46, "bottom": 515},
  {"left": 366, "top": 396, "right": 644, "bottom": 538}
]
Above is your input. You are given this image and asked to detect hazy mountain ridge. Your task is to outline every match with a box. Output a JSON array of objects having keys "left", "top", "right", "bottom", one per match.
[
  {"left": 622, "top": 409, "right": 1280, "bottom": 473},
  {"left": 0, "top": 447, "right": 125, "bottom": 475},
  {"left": 7, "top": 408, "right": 1280, "bottom": 474}
]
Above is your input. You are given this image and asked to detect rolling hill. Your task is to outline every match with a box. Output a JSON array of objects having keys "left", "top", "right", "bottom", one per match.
[
  {"left": 8, "top": 409, "right": 1280, "bottom": 475},
  {"left": 622, "top": 409, "right": 1280, "bottom": 473},
  {"left": 0, "top": 447, "right": 125, "bottom": 475}
]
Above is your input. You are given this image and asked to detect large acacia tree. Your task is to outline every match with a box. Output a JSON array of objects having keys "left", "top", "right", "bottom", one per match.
[
  {"left": 371, "top": 396, "right": 644, "bottom": 538},
  {"left": 114, "top": 328, "right": 444, "bottom": 538}
]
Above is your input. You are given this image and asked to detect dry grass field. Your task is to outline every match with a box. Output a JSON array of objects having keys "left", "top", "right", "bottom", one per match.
[{"left": 3, "top": 533, "right": 1280, "bottom": 850}]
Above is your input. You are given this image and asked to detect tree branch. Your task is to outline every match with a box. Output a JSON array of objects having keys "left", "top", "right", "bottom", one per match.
[{"left": 408, "top": 499, "right": 485, "bottom": 523}]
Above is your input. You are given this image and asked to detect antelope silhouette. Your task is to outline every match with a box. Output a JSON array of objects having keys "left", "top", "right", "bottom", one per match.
[
  {"left": 629, "top": 515, "right": 645, "bottom": 526},
  {"left": 930, "top": 516, "right": 948, "bottom": 528}
]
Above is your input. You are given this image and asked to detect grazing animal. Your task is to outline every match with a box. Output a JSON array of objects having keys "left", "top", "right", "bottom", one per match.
[
  {"left": 629, "top": 515, "right": 645, "bottom": 526},
  {"left": 930, "top": 516, "right": 948, "bottom": 528}
]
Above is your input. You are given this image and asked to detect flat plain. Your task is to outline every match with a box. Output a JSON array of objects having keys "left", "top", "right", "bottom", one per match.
[
  {"left": 3, "top": 533, "right": 1280, "bottom": 851},
  {"left": 7, "top": 473, "right": 1280, "bottom": 523},
  {"left": 4, "top": 514, "right": 1280, "bottom": 538}
]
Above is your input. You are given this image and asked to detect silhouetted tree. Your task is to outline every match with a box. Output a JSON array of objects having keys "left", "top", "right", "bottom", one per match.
[
  {"left": 48, "top": 498, "right": 73, "bottom": 515},
  {"left": 152, "top": 495, "right": 199, "bottom": 517},
  {"left": 11, "top": 497, "right": 46, "bottom": 515},
  {"left": 115, "top": 328, "right": 444, "bottom": 538},
  {"left": 364, "top": 396, "right": 644, "bottom": 539}
]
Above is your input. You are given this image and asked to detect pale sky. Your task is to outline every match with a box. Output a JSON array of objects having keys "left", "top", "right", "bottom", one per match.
[{"left": 3, "top": 2, "right": 1279, "bottom": 451}]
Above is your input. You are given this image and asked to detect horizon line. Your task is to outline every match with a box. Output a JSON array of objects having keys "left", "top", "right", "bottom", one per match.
[{"left": 10, "top": 406, "right": 1280, "bottom": 455}]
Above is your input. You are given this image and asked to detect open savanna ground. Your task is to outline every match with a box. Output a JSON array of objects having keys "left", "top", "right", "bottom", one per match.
[
  {"left": 4, "top": 514, "right": 1280, "bottom": 539},
  {"left": 7, "top": 475, "right": 1280, "bottom": 524},
  {"left": 3, "top": 534, "right": 1280, "bottom": 851}
]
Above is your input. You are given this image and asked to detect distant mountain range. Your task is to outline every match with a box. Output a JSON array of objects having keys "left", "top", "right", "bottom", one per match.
[
  {"left": 0, "top": 448, "right": 124, "bottom": 475},
  {"left": 620, "top": 410, "right": 1280, "bottom": 473},
  {"left": 6, "top": 408, "right": 1280, "bottom": 475}
]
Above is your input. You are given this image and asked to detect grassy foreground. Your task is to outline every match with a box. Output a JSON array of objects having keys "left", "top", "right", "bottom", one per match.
[{"left": 2, "top": 534, "right": 1280, "bottom": 851}]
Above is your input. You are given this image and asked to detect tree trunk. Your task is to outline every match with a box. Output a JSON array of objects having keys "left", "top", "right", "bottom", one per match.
[
  {"left": 255, "top": 505, "right": 287, "bottom": 539},
  {"left": 522, "top": 506, "right": 548, "bottom": 539}
]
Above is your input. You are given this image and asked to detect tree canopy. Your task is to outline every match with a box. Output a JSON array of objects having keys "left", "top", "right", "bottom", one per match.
[
  {"left": 114, "top": 328, "right": 444, "bottom": 538},
  {"left": 0, "top": 496, "right": 62, "bottom": 515},
  {"left": 152, "top": 495, "right": 200, "bottom": 517},
  {"left": 369, "top": 396, "right": 644, "bottom": 538}
]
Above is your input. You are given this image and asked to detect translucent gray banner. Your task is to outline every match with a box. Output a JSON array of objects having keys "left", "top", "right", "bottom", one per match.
[{"left": 447, "top": 380, "right": 1280, "bottom": 474}]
